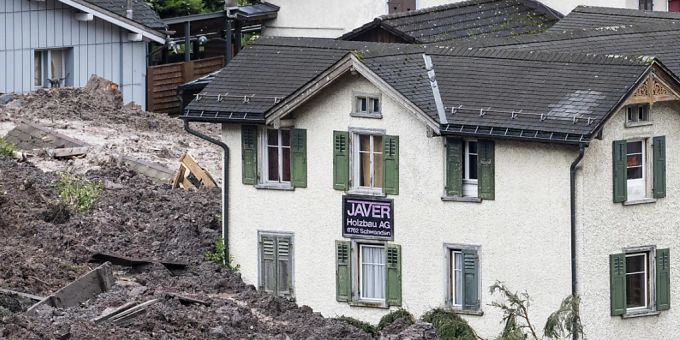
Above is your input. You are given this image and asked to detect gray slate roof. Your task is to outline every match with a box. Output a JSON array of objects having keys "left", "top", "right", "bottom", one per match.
[
  {"left": 183, "top": 37, "right": 655, "bottom": 144},
  {"left": 84, "top": 0, "right": 166, "bottom": 29},
  {"left": 549, "top": 6, "right": 680, "bottom": 32},
  {"left": 340, "top": 0, "right": 562, "bottom": 43}
]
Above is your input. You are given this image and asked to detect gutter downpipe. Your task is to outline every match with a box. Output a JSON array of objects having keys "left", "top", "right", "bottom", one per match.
[
  {"left": 570, "top": 143, "right": 586, "bottom": 340},
  {"left": 184, "top": 120, "right": 230, "bottom": 262}
]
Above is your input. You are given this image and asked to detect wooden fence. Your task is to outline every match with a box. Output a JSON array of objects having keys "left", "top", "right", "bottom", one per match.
[{"left": 147, "top": 56, "right": 224, "bottom": 114}]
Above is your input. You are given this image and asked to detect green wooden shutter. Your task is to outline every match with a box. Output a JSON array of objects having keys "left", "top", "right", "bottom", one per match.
[
  {"left": 276, "top": 236, "right": 293, "bottom": 297},
  {"left": 462, "top": 249, "right": 479, "bottom": 310},
  {"left": 383, "top": 135, "right": 399, "bottom": 195},
  {"left": 446, "top": 139, "right": 463, "bottom": 197},
  {"left": 657, "top": 248, "right": 671, "bottom": 311},
  {"left": 610, "top": 253, "right": 626, "bottom": 316},
  {"left": 386, "top": 244, "right": 402, "bottom": 306},
  {"left": 333, "top": 131, "right": 350, "bottom": 190},
  {"left": 241, "top": 125, "right": 258, "bottom": 185},
  {"left": 291, "top": 129, "right": 307, "bottom": 188},
  {"left": 612, "top": 140, "right": 627, "bottom": 203},
  {"left": 336, "top": 240, "right": 352, "bottom": 302},
  {"left": 259, "top": 235, "right": 276, "bottom": 293},
  {"left": 653, "top": 136, "right": 666, "bottom": 199},
  {"left": 478, "top": 140, "right": 495, "bottom": 200}
]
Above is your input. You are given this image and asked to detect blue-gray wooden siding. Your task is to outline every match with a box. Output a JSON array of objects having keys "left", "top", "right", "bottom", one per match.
[{"left": 0, "top": 0, "right": 148, "bottom": 107}]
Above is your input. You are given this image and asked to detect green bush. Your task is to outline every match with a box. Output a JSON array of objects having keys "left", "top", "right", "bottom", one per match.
[
  {"left": 422, "top": 308, "right": 477, "bottom": 340},
  {"left": 335, "top": 316, "right": 378, "bottom": 336},
  {"left": 54, "top": 174, "right": 103, "bottom": 211},
  {"left": 0, "top": 138, "right": 15, "bottom": 157},
  {"left": 203, "top": 237, "right": 240, "bottom": 272},
  {"left": 378, "top": 308, "right": 415, "bottom": 330}
]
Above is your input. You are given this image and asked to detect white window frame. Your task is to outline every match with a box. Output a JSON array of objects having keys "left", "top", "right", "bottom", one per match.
[
  {"left": 443, "top": 243, "right": 482, "bottom": 312},
  {"left": 260, "top": 128, "right": 292, "bottom": 186},
  {"left": 351, "top": 92, "right": 382, "bottom": 118},
  {"left": 357, "top": 243, "right": 386, "bottom": 302},
  {"left": 463, "top": 140, "right": 479, "bottom": 198},
  {"left": 450, "top": 249, "right": 463, "bottom": 307},
  {"left": 626, "top": 139, "right": 647, "bottom": 201},
  {"left": 349, "top": 127, "right": 385, "bottom": 196},
  {"left": 622, "top": 245, "right": 658, "bottom": 315},
  {"left": 625, "top": 252, "right": 650, "bottom": 311},
  {"left": 626, "top": 104, "right": 651, "bottom": 126},
  {"left": 34, "top": 49, "right": 68, "bottom": 89}
]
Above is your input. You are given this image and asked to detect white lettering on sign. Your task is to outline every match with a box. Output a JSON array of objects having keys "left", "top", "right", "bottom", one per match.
[{"left": 346, "top": 201, "right": 391, "bottom": 219}]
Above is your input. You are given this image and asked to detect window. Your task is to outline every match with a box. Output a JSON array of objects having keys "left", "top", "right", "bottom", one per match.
[
  {"left": 354, "top": 133, "right": 383, "bottom": 192},
  {"left": 626, "top": 140, "right": 645, "bottom": 201},
  {"left": 670, "top": 0, "right": 680, "bottom": 12},
  {"left": 333, "top": 130, "right": 398, "bottom": 195},
  {"left": 335, "top": 241, "right": 401, "bottom": 306},
  {"left": 446, "top": 246, "right": 480, "bottom": 311},
  {"left": 444, "top": 139, "right": 494, "bottom": 201},
  {"left": 639, "top": 0, "right": 654, "bottom": 10},
  {"left": 353, "top": 95, "right": 381, "bottom": 117},
  {"left": 259, "top": 233, "right": 294, "bottom": 298},
  {"left": 613, "top": 137, "right": 666, "bottom": 203},
  {"left": 388, "top": 0, "right": 416, "bottom": 14},
  {"left": 359, "top": 244, "right": 385, "bottom": 300},
  {"left": 34, "top": 49, "right": 70, "bottom": 88},
  {"left": 264, "top": 128, "right": 291, "bottom": 183},
  {"left": 626, "top": 104, "right": 650, "bottom": 124},
  {"left": 610, "top": 247, "right": 670, "bottom": 316},
  {"left": 462, "top": 140, "right": 478, "bottom": 197}
]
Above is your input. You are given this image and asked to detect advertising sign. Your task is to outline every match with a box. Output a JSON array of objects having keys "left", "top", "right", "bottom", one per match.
[{"left": 342, "top": 196, "right": 393, "bottom": 240}]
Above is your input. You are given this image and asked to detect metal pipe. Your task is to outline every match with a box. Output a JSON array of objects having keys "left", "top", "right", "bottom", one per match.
[
  {"left": 570, "top": 143, "right": 585, "bottom": 340},
  {"left": 184, "top": 120, "right": 230, "bottom": 262},
  {"left": 184, "top": 21, "right": 191, "bottom": 62}
]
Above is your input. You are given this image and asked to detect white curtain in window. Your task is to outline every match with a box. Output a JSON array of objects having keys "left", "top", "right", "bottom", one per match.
[
  {"left": 454, "top": 252, "right": 462, "bottom": 305},
  {"left": 361, "top": 246, "right": 385, "bottom": 299},
  {"left": 50, "top": 50, "right": 64, "bottom": 80}
]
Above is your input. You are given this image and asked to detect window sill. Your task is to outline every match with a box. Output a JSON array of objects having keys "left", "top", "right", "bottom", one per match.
[
  {"left": 348, "top": 189, "right": 385, "bottom": 197},
  {"left": 625, "top": 121, "right": 653, "bottom": 128},
  {"left": 623, "top": 198, "right": 657, "bottom": 206},
  {"left": 445, "top": 307, "right": 484, "bottom": 316},
  {"left": 350, "top": 112, "right": 383, "bottom": 119},
  {"left": 622, "top": 310, "right": 660, "bottom": 319},
  {"left": 348, "top": 300, "right": 390, "bottom": 309},
  {"left": 441, "top": 196, "right": 482, "bottom": 203},
  {"left": 254, "top": 183, "right": 295, "bottom": 191}
]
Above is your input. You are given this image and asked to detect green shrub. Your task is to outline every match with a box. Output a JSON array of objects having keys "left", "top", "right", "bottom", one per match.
[
  {"left": 377, "top": 308, "right": 415, "bottom": 330},
  {"left": 0, "top": 138, "right": 15, "bottom": 157},
  {"left": 54, "top": 174, "right": 103, "bottom": 211},
  {"left": 422, "top": 308, "right": 477, "bottom": 340},
  {"left": 335, "top": 316, "right": 378, "bottom": 336},
  {"left": 203, "top": 237, "right": 240, "bottom": 272}
]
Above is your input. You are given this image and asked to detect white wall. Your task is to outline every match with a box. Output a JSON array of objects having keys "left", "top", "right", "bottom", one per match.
[
  {"left": 576, "top": 100, "right": 680, "bottom": 339},
  {"left": 222, "top": 73, "right": 575, "bottom": 337},
  {"left": 0, "top": 0, "right": 148, "bottom": 107}
]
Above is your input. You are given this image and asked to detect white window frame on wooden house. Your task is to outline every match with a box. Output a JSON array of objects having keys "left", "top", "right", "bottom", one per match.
[
  {"left": 462, "top": 140, "right": 479, "bottom": 198},
  {"left": 34, "top": 49, "right": 71, "bottom": 89},
  {"left": 350, "top": 128, "right": 385, "bottom": 196},
  {"left": 626, "top": 139, "right": 646, "bottom": 201},
  {"left": 625, "top": 251, "right": 651, "bottom": 312},
  {"left": 259, "top": 128, "right": 292, "bottom": 188},
  {"left": 450, "top": 249, "right": 463, "bottom": 307}
]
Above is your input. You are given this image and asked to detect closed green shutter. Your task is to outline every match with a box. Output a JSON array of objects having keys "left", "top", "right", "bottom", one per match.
[
  {"left": 612, "top": 140, "right": 627, "bottom": 203},
  {"left": 462, "top": 249, "right": 479, "bottom": 310},
  {"left": 657, "top": 248, "right": 671, "bottom": 311},
  {"left": 333, "top": 131, "right": 350, "bottom": 190},
  {"left": 383, "top": 135, "right": 399, "bottom": 195},
  {"left": 241, "top": 125, "right": 258, "bottom": 185},
  {"left": 336, "top": 240, "right": 352, "bottom": 302},
  {"left": 276, "top": 236, "right": 293, "bottom": 297},
  {"left": 610, "top": 253, "right": 626, "bottom": 316},
  {"left": 386, "top": 244, "right": 402, "bottom": 306},
  {"left": 291, "top": 129, "right": 307, "bottom": 188},
  {"left": 653, "top": 136, "right": 666, "bottom": 199},
  {"left": 446, "top": 139, "right": 463, "bottom": 197},
  {"left": 478, "top": 140, "right": 495, "bottom": 200},
  {"left": 260, "top": 235, "right": 276, "bottom": 293}
]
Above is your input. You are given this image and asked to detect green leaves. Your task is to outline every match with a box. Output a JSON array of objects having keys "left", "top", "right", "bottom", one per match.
[
  {"left": 0, "top": 137, "right": 15, "bottom": 157},
  {"left": 54, "top": 174, "right": 103, "bottom": 212},
  {"left": 203, "top": 237, "right": 240, "bottom": 272},
  {"left": 543, "top": 295, "right": 584, "bottom": 340}
]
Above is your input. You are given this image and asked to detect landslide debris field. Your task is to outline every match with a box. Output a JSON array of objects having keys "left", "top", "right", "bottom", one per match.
[{"left": 0, "top": 156, "right": 376, "bottom": 339}]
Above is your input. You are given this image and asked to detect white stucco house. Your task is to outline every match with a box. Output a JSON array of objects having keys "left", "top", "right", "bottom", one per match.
[
  {"left": 0, "top": 0, "right": 167, "bottom": 107},
  {"left": 180, "top": 31, "right": 680, "bottom": 338}
]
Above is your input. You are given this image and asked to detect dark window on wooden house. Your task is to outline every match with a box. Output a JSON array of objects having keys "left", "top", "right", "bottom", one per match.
[
  {"left": 639, "top": 0, "right": 654, "bottom": 10},
  {"left": 388, "top": 0, "right": 416, "bottom": 14},
  {"left": 610, "top": 248, "right": 670, "bottom": 316}
]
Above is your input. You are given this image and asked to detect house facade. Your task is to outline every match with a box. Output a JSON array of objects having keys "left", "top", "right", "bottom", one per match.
[
  {"left": 182, "top": 37, "right": 680, "bottom": 338},
  {"left": 0, "top": 0, "right": 166, "bottom": 107}
]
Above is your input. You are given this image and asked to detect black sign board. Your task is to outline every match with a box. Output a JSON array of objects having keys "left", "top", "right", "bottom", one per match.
[{"left": 342, "top": 196, "right": 393, "bottom": 240}]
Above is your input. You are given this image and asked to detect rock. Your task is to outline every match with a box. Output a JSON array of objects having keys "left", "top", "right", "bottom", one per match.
[
  {"left": 209, "top": 326, "right": 227, "bottom": 339},
  {"left": 129, "top": 286, "right": 148, "bottom": 297},
  {"left": 0, "top": 94, "right": 13, "bottom": 106},
  {"left": 386, "top": 321, "right": 439, "bottom": 340}
]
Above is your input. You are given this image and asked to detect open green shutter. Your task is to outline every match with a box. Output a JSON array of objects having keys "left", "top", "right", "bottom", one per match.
[
  {"left": 291, "top": 129, "right": 307, "bottom": 188},
  {"left": 657, "top": 248, "right": 670, "bottom": 311},
  {"left": 653, "top": 136, "right": 666, "bottom": 199},
  {"left": 383, "top": 135, "right": 399, "bottom": 195},
  {"left": 386, "top": 244, "right": 402, "bottom": 306},
  {"left": 446, "top": 139, "right": 463, "bottom": 196},
  {"left": 336, "top": 240, "right": 351, "bottom": 302},
  {"left": 462, "top": 249, "right": 479, "bottom": 310},
  {"left": 241, "top": 125, "right": 258, "bottom": 185},
  {"left": 259, "top": 235, "right": 276, "bottom": 293},
  {"left": 333, "top": 131, "right": 350, "bottom": 190},
  {"left": 478, "top": 140, "right": 495, "bottom": 200},
  {"left": 612, "top": 140, "right": 627, "bottom": 203},
  {"left": 610, "top": 253, "right": 626, "bottom": 316}
]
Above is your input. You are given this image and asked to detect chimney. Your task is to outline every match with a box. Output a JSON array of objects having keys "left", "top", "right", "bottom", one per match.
[{"left": 126, "top": 0, "right": 133, "bottom": 19}]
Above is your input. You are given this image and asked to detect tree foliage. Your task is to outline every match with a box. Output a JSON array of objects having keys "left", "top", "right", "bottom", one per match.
[
  {"left": 146, "top": 0, "right": 251, "bottom": 18},
  {"left": 544, "top": 295, "right": 584, "bottom": 339},
  {"left": 489, "top": 281, "right": 539, "bottom": 340}
]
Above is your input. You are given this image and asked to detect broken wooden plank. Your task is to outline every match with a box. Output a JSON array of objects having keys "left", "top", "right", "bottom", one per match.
[
  {"left": 172, "top": 152, "right": 217, "bottom": 190},
  {"left": 27, "top": 262, "right": 114, "bottom": 314},
  {"left": 0, "top": 288, "right": 45, "bottom": 301},
  {"left": 165, "top": 292, "right": 209, "bottom": 306},
  {"left": 92, "top": 301, "right": 138, "bottom": 323},
  {"left": 89, "top": 252, "right": 188, "bottom": 270},
  {"left": 47, "top": 146, "right": 89, "bottom": 159},
  {"left": 108, "top": 299, "right": 159, "bottom": 324}
]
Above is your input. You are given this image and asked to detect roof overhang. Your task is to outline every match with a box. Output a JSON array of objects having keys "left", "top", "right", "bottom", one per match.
[
  {"left": 265, "top": 53, "right": 440, "bottom": 133},
  {"left": 58, "top": 0, "right": 166, "bottom": 43}
]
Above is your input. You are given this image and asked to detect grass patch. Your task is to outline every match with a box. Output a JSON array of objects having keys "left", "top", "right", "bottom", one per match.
[
  {"left": 203, "top": 237, "right": 240, "bottom": 272},
  {"left": 377, "top": 308, "right": 415, "bottom": 331},
  {"left": 335, "top": 316, "right": 378, "bottom": 336},
  {"left": 0, "top": 138, "right": 15, "bottom": 157},
  {"left": 54, "top": 174, "right": 103, "bottom": 211},
  {"left": 422, "top": 308, "right": 477, "bottom": 340}
]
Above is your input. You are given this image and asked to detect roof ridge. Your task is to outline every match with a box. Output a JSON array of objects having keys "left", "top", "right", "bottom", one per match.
[
  {"left": 572, "top": 5, "right": 680, "bottom": 19},
  {"left": 378, "top": 0, "right": 560, "bottom": 21}
]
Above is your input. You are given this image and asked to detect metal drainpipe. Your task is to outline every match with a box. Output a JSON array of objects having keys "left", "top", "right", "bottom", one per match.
[
  {"left": 184, "top": 120, "right": 230, "bottom": 262},
  {"left": 570, "top": 143, "right": 585, "bottom": 340}
]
